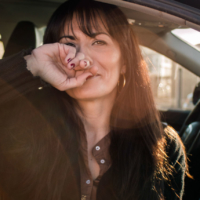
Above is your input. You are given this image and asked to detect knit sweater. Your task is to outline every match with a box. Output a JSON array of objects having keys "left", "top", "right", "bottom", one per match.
[{"left": 0, "top": 50, "right": 186, "bottom": 200}]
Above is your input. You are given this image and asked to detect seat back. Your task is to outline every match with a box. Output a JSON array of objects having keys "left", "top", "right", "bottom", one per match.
[{"left": 3, "top": 21, "right": 36, "bottom": 58}]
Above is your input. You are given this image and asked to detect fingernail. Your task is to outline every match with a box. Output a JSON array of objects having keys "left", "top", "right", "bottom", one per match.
[
  {"left": 71, "top": 63, "right": 75, "bottom": 68},
  {"left": 67, "top": 58, "right": 72, "bottom": 63},
  {"left": 86, "top": 75, "right": 93, "bottom": 80}
]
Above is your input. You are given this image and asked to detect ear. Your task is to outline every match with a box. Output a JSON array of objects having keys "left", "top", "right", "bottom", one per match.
[{"left": 120, "top": 64, "right": 126, "bottom": 74}]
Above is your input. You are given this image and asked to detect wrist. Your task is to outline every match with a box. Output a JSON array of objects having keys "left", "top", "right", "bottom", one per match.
[{"left": 24, "top": 54, "right": 39, "bottom": 76}]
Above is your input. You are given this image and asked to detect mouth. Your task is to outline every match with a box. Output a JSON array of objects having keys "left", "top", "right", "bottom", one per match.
[{"left": 86, "top": 74, "right": 100, "bottom": 80}]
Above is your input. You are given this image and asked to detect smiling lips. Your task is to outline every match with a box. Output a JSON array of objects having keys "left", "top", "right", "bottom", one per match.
[{"left": 86, "top": 74, "right": 100, "bottom": 80}]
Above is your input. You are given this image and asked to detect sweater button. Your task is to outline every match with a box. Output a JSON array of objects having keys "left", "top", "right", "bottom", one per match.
[
  {"left": 100, "top": 159, "right": 105, "bottom": 164},
  {"left": 81, "top": 195, "right": 87, "bottom": 200},
  {"left": 95, "top": 146, "right": 100, "bottom": 151},
  {"left": 86, "top": 180, "right": 90, "bottom": 184}
]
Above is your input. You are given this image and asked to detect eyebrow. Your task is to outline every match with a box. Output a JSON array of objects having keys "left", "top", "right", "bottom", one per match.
[{"left": 59, "top": 32, "right": 109, "bottom": 41}]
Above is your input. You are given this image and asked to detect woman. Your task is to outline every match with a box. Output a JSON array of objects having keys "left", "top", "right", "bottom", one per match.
[{"left": 0, "top": 0, "right": 188, "bottom": 199}]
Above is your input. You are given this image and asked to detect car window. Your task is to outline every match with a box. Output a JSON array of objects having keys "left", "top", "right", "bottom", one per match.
[
  {"left": 0, "top": 34, "right": 5, "bottom": 59},
  {"left": 141, "top": 45, "right": 200, "bottom": 111},
  {"left": 172, "top": 28, "right": 200, "bottom": 52},
  {"left": 35, "top": 27, "right": 46, "bottom": 47}
]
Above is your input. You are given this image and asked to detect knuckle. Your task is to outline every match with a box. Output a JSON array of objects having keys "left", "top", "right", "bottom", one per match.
[
  {"left": 68, "top": 52, "right": 76, "bottom": 58},
  {"left": 68, "top": 46, "right": 76, "bottom": 54},
  {"left": 31, "top": 49, "right": 39, "bottom": 59},
  {"left": 54, "top": 42, "right": 60, "bottom": 48},
  {"left": 31, "top": 48, "right": 37, "bottom": 55}
]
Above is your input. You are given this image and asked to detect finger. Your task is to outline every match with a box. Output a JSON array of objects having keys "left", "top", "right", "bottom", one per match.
[
  {"left": 59, "top": 72, "right": 93, "bottom": 90},
  {"left": 59, "top": 44, "right": 76, "bottom": 66},
  {"left": 79, "top": 60, "right": 90, "bottom": 70},
  {"left": 72, "top": 59, "right": 90, "bottom": 71},
  {"left": 67, "top": 52, "right": 85, "bottom": 70}
]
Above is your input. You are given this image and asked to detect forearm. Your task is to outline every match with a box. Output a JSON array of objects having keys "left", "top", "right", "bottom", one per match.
[{"left": 0, "top": 49, "right": 47, "bottom": 105}]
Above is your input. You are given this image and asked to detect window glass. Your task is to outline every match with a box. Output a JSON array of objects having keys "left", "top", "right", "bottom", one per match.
[
  {"left": 0, "top": 34, "right": 5, "bottom": 59},
  {"left": 141, "top": 46, "right": 200, "bottom": 111},
  {"left": 172, "top": 28, "right": 200, "bottom": 51},
  {"left": 35, "top": 26, "right": 46, "bottom": 47}
]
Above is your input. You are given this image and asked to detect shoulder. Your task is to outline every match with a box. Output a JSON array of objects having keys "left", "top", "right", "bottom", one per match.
[
  {"left": 164, "top": 125, "right": 186, "bottom": 169},
  {"left": 163, "top": 125, "right": 187, "bottom": 199}
]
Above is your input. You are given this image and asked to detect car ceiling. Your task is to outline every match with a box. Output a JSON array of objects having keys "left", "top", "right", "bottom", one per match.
[
  {"left": 174, "top": 0, "right": 200, "bottom": 10},
  {"left": 0, "top": 0, "right": 180, "bottom": 42},
  {"left": 0, "top": 0, "right": 181, "bottom": 28}
]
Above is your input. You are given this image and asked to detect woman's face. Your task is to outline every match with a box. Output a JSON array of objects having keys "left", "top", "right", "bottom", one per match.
[{"left": 59, "top": 18, "right": 125, "bottom": 101}]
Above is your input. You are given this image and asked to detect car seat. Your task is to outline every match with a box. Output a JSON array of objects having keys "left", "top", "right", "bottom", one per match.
[{"left": 3, "top": 21, "right": 36, "bottom": 58}]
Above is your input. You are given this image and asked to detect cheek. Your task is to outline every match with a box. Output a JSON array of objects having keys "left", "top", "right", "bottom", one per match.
[{"left": 103, "top": 49, "right": 122, "bottom": 79}]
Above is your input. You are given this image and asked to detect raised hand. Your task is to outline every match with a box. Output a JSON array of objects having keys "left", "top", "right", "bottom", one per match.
[{"left": 24, "top": 43, "right": 98, "bottom": 91}]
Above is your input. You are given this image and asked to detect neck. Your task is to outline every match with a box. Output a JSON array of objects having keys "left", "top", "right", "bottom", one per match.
[{"left": 76, "top": 92, "right": 116, "bottom": 145}]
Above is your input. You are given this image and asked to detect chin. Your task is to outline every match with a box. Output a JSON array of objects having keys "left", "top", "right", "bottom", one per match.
[
  {"left": 66, "top": 84, "right": 117, "bottom": 101},
  {"left": 65, "top": 75, "right": 118, "bottom": 101},
  {"left": 67, "top": 88, "right": 104, "bottom": 101}
]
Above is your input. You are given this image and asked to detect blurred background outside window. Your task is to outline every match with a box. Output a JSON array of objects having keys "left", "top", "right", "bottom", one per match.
[
  {"left": 0, "top": 34, "right": 4, "bottom": 58},
  {"left": 142, "top": 28, "right": 200, "bottom": 111}
]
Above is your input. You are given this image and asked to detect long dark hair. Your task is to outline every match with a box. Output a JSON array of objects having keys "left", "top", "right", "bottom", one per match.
[{"left": 42, "top": 0, "right": 188, "bottom": 199}]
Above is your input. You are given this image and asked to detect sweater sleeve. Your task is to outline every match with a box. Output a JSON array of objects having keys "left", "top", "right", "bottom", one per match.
[
  {"left": 164, "top": 126, "right": 186, "bottom": 200},
  {"left": 0, "top": 49, "right": 49, "bottom": 105}
]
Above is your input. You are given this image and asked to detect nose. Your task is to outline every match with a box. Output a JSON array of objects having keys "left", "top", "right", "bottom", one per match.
[
  {"left": 76, "top": 44, "right": 98, "bottom": 75},
  {"left": 77, "top": 44, "right": 93, "bottom": 65}
]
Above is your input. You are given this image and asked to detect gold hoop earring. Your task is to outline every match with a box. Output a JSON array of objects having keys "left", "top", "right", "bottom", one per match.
[
  {"left": 118, "top": 74, "right": 126, "bottom": 88},
  {"left": 122, "top": 74, "right": 126, "bottom": 87}
]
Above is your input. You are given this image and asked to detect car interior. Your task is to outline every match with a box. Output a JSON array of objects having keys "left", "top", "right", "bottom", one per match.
[{"left": 0, "top": 0, "right": 200, "bottom": 199}]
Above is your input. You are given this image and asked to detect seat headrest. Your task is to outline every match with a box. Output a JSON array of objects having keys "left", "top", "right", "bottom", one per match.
[{"left": 3, "top": 21, "right": 36, "bottom": 58}]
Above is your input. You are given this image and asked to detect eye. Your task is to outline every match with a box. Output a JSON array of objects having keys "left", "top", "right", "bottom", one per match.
[
  {"left": 64, "top": 42, "right": 76, "bottom": 47},
  {"left": 93, "top": 40, "right": 106, "bottom": 45}
]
